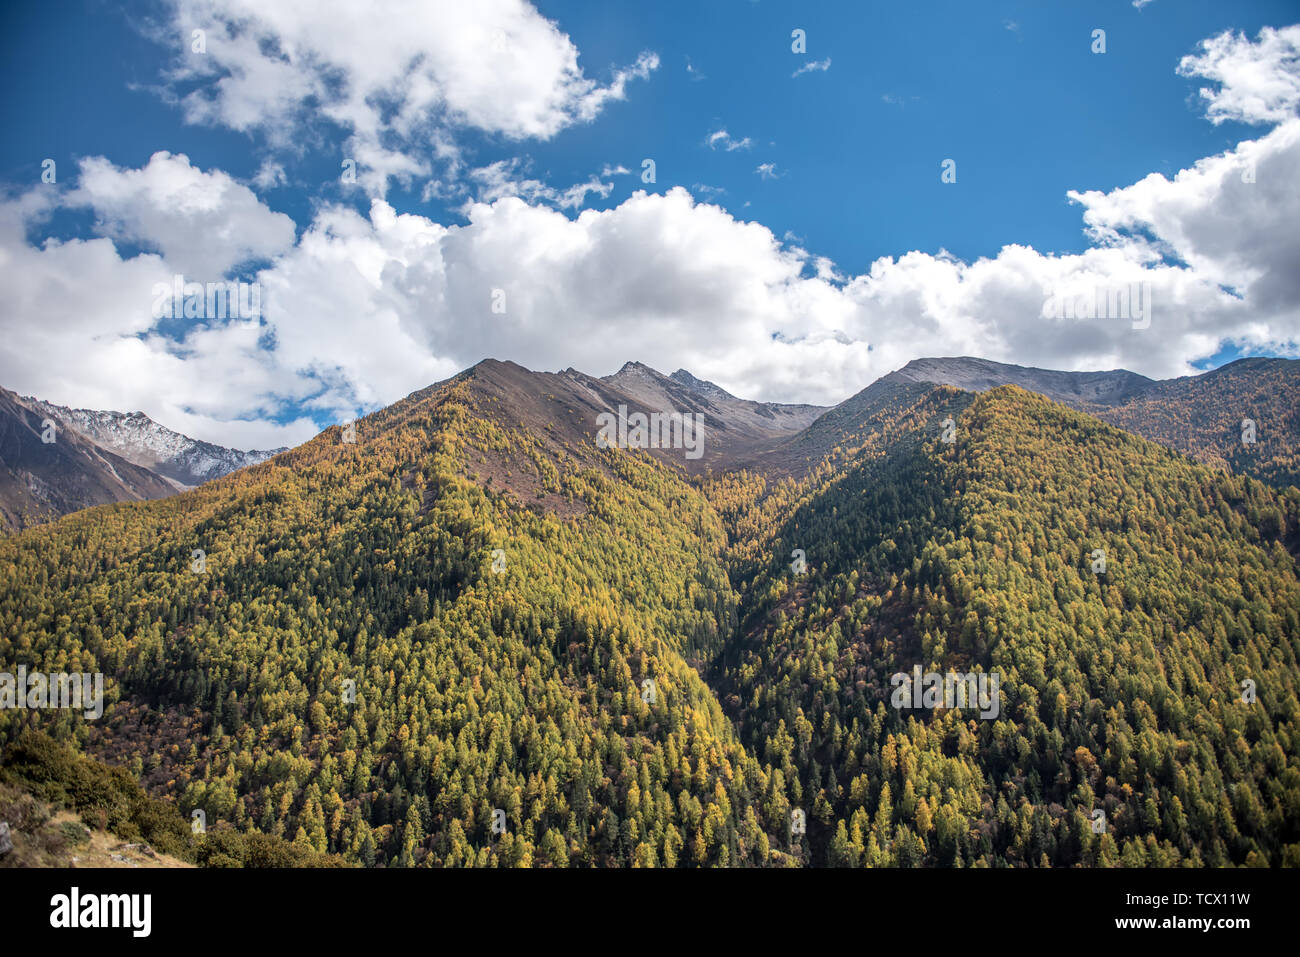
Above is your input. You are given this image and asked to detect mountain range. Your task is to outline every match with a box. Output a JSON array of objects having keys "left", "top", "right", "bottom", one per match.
[
  {"left": 2, "top": 354, "right": 1297, "bottom": 867},
  {"left": 19, "top": 396, "right": 286, "bottom": 488},
  {"left": 841, "top": 356, "right": 1300, "bottom": 486},
  {"left": 0, "top": 388, "right": 283, "bottom": 532},
  {"left": 0, "top": 388, "right": 176, "bottom": 533},
  {"left": 4, "top": 355, "right": 1296, "bottom": 534}
]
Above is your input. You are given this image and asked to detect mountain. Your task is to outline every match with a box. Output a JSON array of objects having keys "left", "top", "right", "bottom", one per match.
[
  {"left": 0, "top": 360, "right": 796, "bottom": 867},
  {"left": 0, "top": 387, "right": 176, "bottom": 532},
  {"left": 886, "top": 355, "right": 1300, "bottom": 488},
  {"left": 0, "top": 390, "right": 289, "bottom": 532},
  {"left": 744, "top": 374, "right": 949, "bottom": 477},
  {"left": 1, "top": 356, "right": 1297, "bottom": 868},
  {"left": 21, "top": 397, "right": 285, "bottom": 488},
  {"left": 597, "top": 361, "right": 825, "bottom": 471},
  {"left": 891, "top": 356, "right": 1156, "bottom": 406},
  {"left": 424, "top": 358, "right": 825, "bottom": 485},
  {"left": 1080, "top": 357, "right": 1300, "bottom": 489},
  {"left": 710, "top": 383, "right": 1300, "bottom": 867}
]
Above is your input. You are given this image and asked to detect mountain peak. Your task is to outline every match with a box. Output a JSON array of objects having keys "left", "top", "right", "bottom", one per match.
[
  {"left": 669, "top": 369, "right": 735, "bottom": 401},
  {"left": 11, "top": 392, "right": 285, "bottom": 490},
  {"left": 611, "top": 360, "right": 664, "bottom": 378}
]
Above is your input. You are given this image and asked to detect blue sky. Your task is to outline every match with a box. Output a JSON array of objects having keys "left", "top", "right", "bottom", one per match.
[{"left": 0, "top": 1, "right": 1297, "bottom": 448}]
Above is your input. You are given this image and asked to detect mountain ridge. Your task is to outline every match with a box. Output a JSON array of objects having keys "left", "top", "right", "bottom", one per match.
[
  {"left": 20, "top": 397, "right": 285, "bottom": 488},
  {"left": 4, "top": 352, "right": 1297, "bottom": 534},
  {"left": 889, "top": 355, "right": 1157, "bottom": 406},
  {"left": 0, "top": 387, "right": 177, "bottom": 531}
]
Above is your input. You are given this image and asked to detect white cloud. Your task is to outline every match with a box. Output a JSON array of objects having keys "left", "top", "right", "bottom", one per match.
[
  {"left": 792, "top": 58, "right": 831, "bottom": 79},
  {"left": 6, "top": 104, "right": 1300, "bottom": 443},
  {"left": 464, "top": 159, "right": 615, "bottom": 211},
  {"left": 69, "top": 151, "right": 296, "bottom": 278},
  {"left": 158, "top": 0, "right": 658, "bottom": 196},
  {"left": 1177, "top": 25, "right": 1300, "bottom": 125},
  {"left": 755, "top": 163, "right": 779, "bottom": 180},
  {"left": 2, "top": 25, "right": 1298, "bottom": 447},
  {"left": 706, "top": 129, "right": 753, "bottom": 151},
  {"left": 1068, "top": 120, "right": 1300, "bottom": 308},
  {"left": 251, "top": 159, "right": 287, "bottom": 190},
  {"left": 0, "top": 197, "right": 311, "bottom": 449}
]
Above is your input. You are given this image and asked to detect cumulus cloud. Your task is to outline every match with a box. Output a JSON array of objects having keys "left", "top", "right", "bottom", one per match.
[
  {"left": 1177, "top": 25, "right": 1300, "bottom": 125},
  {"left": 1068, "top": 120, "right": 1300, "bottom": 308},
  {"left": 68, "top": 151, "right": 296, "bottom": 278},
  {"left": 157, "top": 0, "right": 658, "bottom": 196},
  {"left": 0, "top": 196, "right": 311, "bottom": 449},
  {"left": 2, "top": 25, "right": 1298, "bottom": 447}
]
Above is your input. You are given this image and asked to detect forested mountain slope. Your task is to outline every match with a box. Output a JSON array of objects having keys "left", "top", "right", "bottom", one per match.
[
  {"left": 0, "top": 365, "right": 791, "bottom": 866},
  {"left": 710, "top": 385, "right": 1300, "bottom": 866},
  {"left": 891, "top": 356, "right": 1300, "bottom": 489},
  {"left": 2, "top": 361, "right": 1298, "bottom": 868},
  {"left": 1082, "top": 357, "right": 1300, "bottom": 490}
]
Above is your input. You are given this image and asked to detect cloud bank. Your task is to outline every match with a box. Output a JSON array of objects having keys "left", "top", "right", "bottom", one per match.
[{"left": 0, "top": 25, "right": 1297, "bottom": 449}]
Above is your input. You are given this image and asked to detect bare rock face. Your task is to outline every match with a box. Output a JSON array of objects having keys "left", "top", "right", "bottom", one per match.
[
  {"left": 0, "top": 387, "right": 290, "bottom": 532},
  {"left": 0, "top": 821, "right": 13, "bottom": 856}
]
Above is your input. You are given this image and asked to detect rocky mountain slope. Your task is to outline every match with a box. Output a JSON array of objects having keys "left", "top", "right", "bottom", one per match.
[
  {"left": 0, "top": 388, "right": 176, "bottom": 532},
  {"left": 21, "top": 397, "right": 285, "bottom": 488},
  {"left": 891, "top": 356, "right": 1156, "bottom": 406}
]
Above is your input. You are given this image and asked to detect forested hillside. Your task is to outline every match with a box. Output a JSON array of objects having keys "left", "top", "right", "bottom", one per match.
[
  {"left": 2, "top": 362, "right": 1298, "bottom": 867},
  {"left": 711, "top": 385, "right": 1300, "bottom": 866},
  {"left": 888, "top": 356, "right": 1300, "bottom": 491},
  {"left": 0, "top": 369, "right": 791, "bottom": 866},
  {"left": 1084, "top": 358, "right": 1300, "bottom": 491}
]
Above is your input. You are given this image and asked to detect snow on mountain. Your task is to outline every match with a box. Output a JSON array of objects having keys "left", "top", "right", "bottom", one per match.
[{"left": 19, "top": 398, "right": 286, "bottom": 488}]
